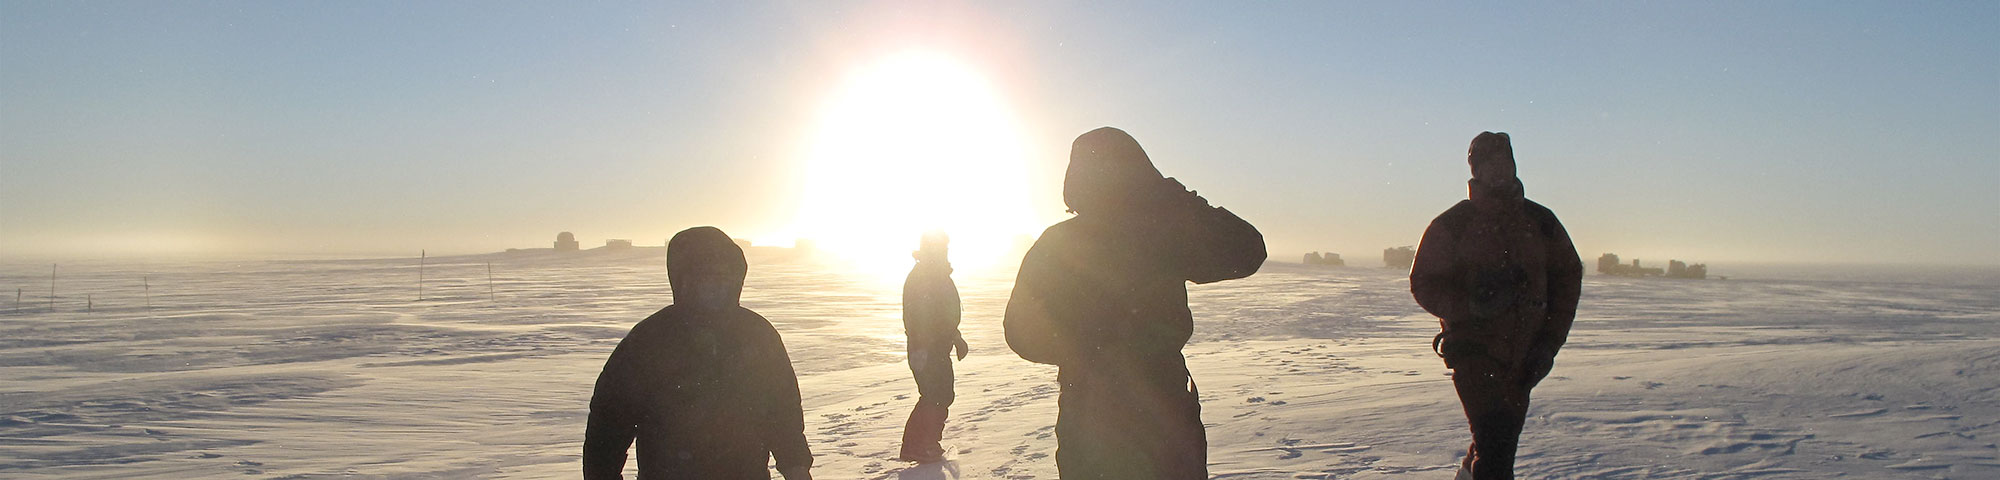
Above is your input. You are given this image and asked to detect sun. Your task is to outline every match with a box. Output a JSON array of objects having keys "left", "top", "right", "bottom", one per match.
[{"left": 786, "top": 51, "right": 1040, "bottom": 280}]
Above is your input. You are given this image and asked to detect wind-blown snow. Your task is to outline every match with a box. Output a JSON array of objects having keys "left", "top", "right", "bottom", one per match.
[{"left": 2, "top": 252, "right": 1995, "bottom": 479}]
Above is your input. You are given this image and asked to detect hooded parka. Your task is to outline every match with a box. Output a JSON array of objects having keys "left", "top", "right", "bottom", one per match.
[
  {"left": 1410, "top": 132, "right": 1583, "bottom": 480},
  {"left": 584, "top": 227, "right": 812, "bottom": 480},
  {"left": 1004, "top": 127, "right": 1266, "bottom": 480}
]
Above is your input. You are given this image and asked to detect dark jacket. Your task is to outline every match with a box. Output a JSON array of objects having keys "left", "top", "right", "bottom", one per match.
[
  {"left": 1004, "top": 127, "right": 1267, "bottom": 368},
  {"left": 1004, "top": 209, "right": 1264, "bottom": 368},
  {"left": 1410, "top": 186, "right": 1583, "bottom": 370},
  {"left": 584, "top": 227, "right": 811, "bottom": 480},
  {"left": 902, "top": 260, "right": 961, "bottom": 354},
  {"left": 1003, "top": 127, "right": 1265, "bottom": 480}
]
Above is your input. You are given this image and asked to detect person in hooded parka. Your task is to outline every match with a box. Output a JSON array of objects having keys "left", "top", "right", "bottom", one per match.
[
  {"left": 897, "top": 231, "right": 968, "bottom": 463},
  {"left": 1003, "top": 127, "right": 1266, "bottom": 480},
  {"left": 584, "top": 226, "right": 814, "bottom": 480},
  {"left": 1411, "top": 132, "right": 1584, "bottom": 480}
]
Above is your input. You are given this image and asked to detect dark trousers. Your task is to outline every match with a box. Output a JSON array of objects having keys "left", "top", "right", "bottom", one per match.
[
  {"left": 900, "top": 349, "right": 954, "bottom": 457},
  {"left": 1054, "top": 361, "right": 1206, "bottom": 480},
  {"left": 1450, "top": 354, "right": 1544, "bottom": 480}
]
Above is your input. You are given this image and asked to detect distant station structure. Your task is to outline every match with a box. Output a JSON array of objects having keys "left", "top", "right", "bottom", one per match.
[
  {"left": 555, "top": 232, "right": 580, "bottom": 252},
  {"left": 1383, "top": 246, "right": 1416, "bottom": 270},
  {"left": 604, "top": 239, "right": 633, "bottom": 250},
  {"left": 1597, "top": 253, "right": 1706, "bottom": 279},
  {"left": 1666, "top": 260, "right": 1707, "bottom": 279},
  {"left": 1303, "top": 252, "right": 1345, "bottom": 267}
]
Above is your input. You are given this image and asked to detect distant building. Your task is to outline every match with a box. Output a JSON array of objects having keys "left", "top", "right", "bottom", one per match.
[
  {"left": 1597, "top": 253, "right": 1622, "bottom": 274},
  {"left": 555, "top": 232, "right": 580, "bottom": 252},
  {"left": 734, "top": 238, "right": 754, "bottom": 250},
  {"left": 1635, "top": 259, "right": 1661, "bottom": 275},
  {"left": 1383, "top": 246, "right": 1415, "bottom": 270},
  {"left": 1619, "top": 259, "right": 1665, "bottom": 276},
  {"left": 605, "top": 239, "right": 633, "bottom": 250},
  {"left": 1304, "top": 252, "right": 1345, "bottom": 267},
  {"left": 1599, "top": 253, "right": 1703, "bottom": 278},
  {"left": 1665, "top": 259, "right": 1708, "bottom": 279}
]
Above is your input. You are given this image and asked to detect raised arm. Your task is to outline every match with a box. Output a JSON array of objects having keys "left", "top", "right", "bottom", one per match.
[
  {"left": 1153, "top": 178, "right": 1265, "bottom": 284},
  {"left": 583, "top": 342, "right": 640, "bottom": 480},
  {"left": 1176, "top": 204, "right": 1267, "bottom": 284}
]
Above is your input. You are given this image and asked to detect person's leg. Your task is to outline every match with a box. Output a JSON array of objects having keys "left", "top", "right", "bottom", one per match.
[
  {"left": 916, "top": 355, "right": 954, "bottom": 451},
  {"left": 899, "top": 398, "right": 925, "bottom": 456},
  {"left": 1057, "top": 365, "right": 1207, "bottom": 480},
  {"left": 901, "top": 353, "right": 954, "bottom": 459},
  {"left": 1055, "top": 368, "right": 1127, "bottom": 479},
  {"left": 898, "top": 405, "right": 934, "bottom": 458},
  {"left": 1453, "top": 357, "right": 1521, "bottom": 480},
  {"left": 1481, "top": 362, "right": 1543, "bottom": 477},
  {"left": 1055, "top": 370, "right": 1091, "bottom": 477}
]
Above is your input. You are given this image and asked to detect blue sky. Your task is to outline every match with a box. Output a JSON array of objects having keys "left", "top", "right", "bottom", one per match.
[{"left": 3, "top": 1, "right": 1995, "bottom": 265}]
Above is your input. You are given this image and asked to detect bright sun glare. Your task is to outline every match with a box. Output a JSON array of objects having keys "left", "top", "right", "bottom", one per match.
[{"left": 784, "top": 51, "right": 1038, "bottom": 280}]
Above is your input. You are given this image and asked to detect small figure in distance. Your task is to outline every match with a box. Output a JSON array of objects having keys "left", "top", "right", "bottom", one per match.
[
  {"left": 897, "top": 230, "right": 967, "bottom": 463},
  {"left": 584, "top": 226, "right": 813, "bottom": 480},
  {"left": 1004, "top": 127, "right": 1267, "bottom": 479},
  {"left": 1411, "top": 132, "right": 1584, "bottom": 480}
]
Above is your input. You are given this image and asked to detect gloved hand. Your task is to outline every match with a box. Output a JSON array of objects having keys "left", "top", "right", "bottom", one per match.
[
  {"left": 1159, "top": 177, "right": 1212, "bottom": 209},
  {"left": 1438, "top": 333, "right": 1490, "bottom": 369},
  {"left": 953, "top": 336, "right": 969, "bottom": 360}
]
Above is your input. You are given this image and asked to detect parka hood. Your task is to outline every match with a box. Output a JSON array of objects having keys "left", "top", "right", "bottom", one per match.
[
  {"left": 1063, "top": 127, "right": 1164, "bottom": 215},
  {"left": 1467, "top": 131, "right": 1525, "bottom": 207},
  {"left": 666, "top": 226, "right": 747, "bottom": 308},
  {"left": 1468, "top": 131, "right": 1517, "bottom": 183}
]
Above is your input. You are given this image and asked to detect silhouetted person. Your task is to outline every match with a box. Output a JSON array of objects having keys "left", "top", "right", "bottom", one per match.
[
  {"left": 898, "top": 231, "right": 967, "bottom": 463},
  {"left": 584, "top": 226, "right": 813, "bottom": 480},
  {"left": 1411, "top": 132, "right": 1583, "bottom": 480},
  {"left": 1004, "top": 127, "right": 1266, "bottom": 479}
]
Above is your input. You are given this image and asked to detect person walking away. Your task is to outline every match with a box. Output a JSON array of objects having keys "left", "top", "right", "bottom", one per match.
[
  {"left": 584, "top": 226, "right": 814, "bottom": 480},
  {"left": 1004, "top": 127, "right": 1266, "bottom": 480},
  {"left": 1411, "top": 132, "right": 1583, "bottom": 480},
  {"left": 898, "top": 231, "right": 967, "bottom": 463}
]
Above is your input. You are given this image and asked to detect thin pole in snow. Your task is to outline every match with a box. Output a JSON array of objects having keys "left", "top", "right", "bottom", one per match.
[
  {"left": 486, "top": 262, "right": 494, "bottom": 301},
  {"left": 418, "top": 250, "right": 426, "bottom": 302},
  {"left": 144, "top": 276, "right": 151, "bottom": 309},
  {"left": 50, "top": 264, "right": 57, "bottom": 313}
]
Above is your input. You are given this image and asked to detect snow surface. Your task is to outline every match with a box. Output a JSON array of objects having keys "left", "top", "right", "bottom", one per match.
[{"left": 2, "top": 251, "right": 1996, "bottom": 479}]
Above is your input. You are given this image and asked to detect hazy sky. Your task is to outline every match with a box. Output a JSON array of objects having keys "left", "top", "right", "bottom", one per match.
[{"left": 4, "top": 1, "right": 1996, "bottom": 265}]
